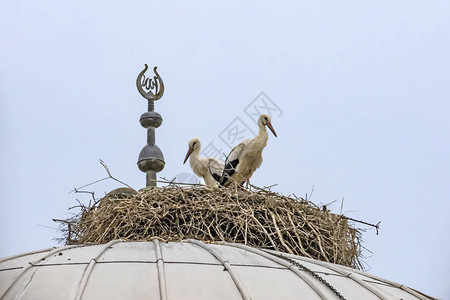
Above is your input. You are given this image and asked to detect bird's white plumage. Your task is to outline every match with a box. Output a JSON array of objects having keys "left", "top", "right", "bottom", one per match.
[
  {"left": 184, "top": 138, "right": 224, "bottom": 187},
  {"left": 226, "top": 141, "right": 248, "bottom": 164},
  {"left": 221, "top": 114, "right": 276, "bottom": 187}
]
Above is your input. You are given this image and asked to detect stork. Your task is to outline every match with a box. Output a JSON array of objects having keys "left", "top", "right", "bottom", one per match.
[
  {"left": 220, "top": 114, "right": 277, "bottom": 188},
  {"left": 183, "top": 138, "right": 224, "bottom": 187}
]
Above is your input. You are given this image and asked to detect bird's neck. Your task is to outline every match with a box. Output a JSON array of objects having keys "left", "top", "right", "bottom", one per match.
[
  {"left": 254, "top": 124, "right": 269, "bottom": 149},
  {"left": 189, "top": 148, "right": 201, "bottom": 165},
  {"left": 189, "top": 148, "right": 208, "bottom": 175}
]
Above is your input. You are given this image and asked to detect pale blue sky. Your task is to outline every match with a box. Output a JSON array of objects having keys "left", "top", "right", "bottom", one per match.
[{"left": 1, "top": 1, "right": 449, "bottom": 298}]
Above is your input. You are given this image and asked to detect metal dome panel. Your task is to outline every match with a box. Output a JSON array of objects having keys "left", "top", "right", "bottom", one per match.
[
  {"left": 0, "top": 240, "right": 434, "bottom": 300},
  {"left": 226, "top": 265, "right": 325, "bottom": 299},
  {"left": 159, "top": 242, "right": 220, "bottom": 265},
  {"left": 81, "top": 263, "right": 159, "bottom": 299},
  {"left": 164, "top": 264, "right": 243, "bottom": 299}
]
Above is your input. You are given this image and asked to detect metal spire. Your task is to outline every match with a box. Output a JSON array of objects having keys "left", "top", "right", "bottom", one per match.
[{"left": 136, "top": 64, "right": 165, "bottom": 187}]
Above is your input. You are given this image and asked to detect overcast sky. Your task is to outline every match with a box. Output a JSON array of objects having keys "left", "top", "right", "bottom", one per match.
[{"left": 1, "top": 1, "right": 449, "bottom": 298}]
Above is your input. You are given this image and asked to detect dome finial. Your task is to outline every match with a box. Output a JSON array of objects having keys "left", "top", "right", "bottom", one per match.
[{"left": 136, "top": 64, "right": 165, "bottom": 187}]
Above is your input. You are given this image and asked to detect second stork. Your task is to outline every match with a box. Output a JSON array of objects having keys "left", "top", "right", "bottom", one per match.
[
  {"left": 220, "top": 114, "right": 277, "bottom": 187},
  {"left": 183, "top": 138, "right": 224, "bottom": 188}
]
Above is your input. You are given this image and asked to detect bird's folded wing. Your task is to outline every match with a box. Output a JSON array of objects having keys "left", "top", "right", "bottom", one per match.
[
  {"left": 208, "top": 158, "right": 225, "bottom": 182},
  {"left": 220, "top": 142, "right": 246, "bottom": 185}
]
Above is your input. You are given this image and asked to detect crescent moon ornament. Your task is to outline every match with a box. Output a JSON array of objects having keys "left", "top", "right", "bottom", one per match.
[{"left": 136, "top": 64, "right": 165, "bottom": 101}]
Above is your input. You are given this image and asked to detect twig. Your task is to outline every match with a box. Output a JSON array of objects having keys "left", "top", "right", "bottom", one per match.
[
  {"left": 68, "top": 160, "right": 132, "bottom": 193},
  {"left": 68, "top": 177, "right": 109, "bottom": 193},
  {"left": 305, "top": 185, "right": 314, "bottom": 201},
  {"left": 99, "top": 159, "right": 132, "bottom": 189},
  {"left": 343, "top": 217, "right": 381, "bottom": 235},
  {"left": 270, "top": 211, "right": 293, "bottom": 254},
  {"left": 73, "top": 189, "right": 96, "bottom": 206},
  {"left": 263, "top": 184, "right": 278, "bottom": 190},
  {"left": 52, "top": 218, "right": 72, "bottom": 224},
  {"left": 158, "top": 177, "right": 205, "bottom": 187},
  {"left": 321, "top": 199, "right": 337, "bottom": 211},
  {"left": 38, "top": 224, "right": 59, "bottom": 230}
]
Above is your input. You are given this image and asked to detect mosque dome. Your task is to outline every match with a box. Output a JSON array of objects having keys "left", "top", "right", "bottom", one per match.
[{"left": 0, "top": 239, "right": 433, "bottom": 300}]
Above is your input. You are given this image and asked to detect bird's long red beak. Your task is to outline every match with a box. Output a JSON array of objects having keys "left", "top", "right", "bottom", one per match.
[
  {"left": 183, "top": 147, "right": 194, "bottom": 164},
  {"left": 267, "top": 122, "right": 277, "bottom": 137}
]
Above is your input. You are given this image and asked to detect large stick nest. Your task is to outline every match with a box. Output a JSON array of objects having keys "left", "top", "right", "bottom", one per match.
[{"left": 56, "top": 185, "right": 365, "bottom": 270}]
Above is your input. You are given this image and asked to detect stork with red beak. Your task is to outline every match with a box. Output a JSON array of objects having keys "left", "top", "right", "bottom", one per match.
[
  {"left": 220, "top": 114, "right": 277, "bottom": 187},
  {"left": 183, "top": 138, "right": 224, "bottom": 187}
]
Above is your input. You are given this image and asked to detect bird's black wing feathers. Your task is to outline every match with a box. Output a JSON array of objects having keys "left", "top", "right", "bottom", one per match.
[
  {"left": 219, "top": 158, "right": 239, "bottom": 186},
  {"left": 207, "top": 158, "right": 225, "bottom": 183},
  {"left": 212, "top": 173, "right": 222, "bottom": 183}
]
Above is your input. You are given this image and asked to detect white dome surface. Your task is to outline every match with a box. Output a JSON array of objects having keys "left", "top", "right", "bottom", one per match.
[{"left": 0, "top": 240, "right": 433, "bottom": 300}]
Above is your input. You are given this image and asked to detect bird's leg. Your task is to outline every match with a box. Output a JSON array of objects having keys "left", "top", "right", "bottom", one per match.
[{"left": 245, "top": 179, "right": 250, "bottom": 189}]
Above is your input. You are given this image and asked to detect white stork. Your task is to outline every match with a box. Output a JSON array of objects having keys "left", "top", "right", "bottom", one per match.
[
  {"left": 220, "top": 114, "right": 277, "bottom": 187},
  {"left": 183, "top": 138, "right": 224, "bottom": 187}
]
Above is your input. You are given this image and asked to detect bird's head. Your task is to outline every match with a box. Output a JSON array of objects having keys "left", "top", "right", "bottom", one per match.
[
  {"left": 259, "top": 114, "right": 277, "bottom": 137},
  {"left": 183, "top": 138, "right": 201, "bottom": 164}
]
